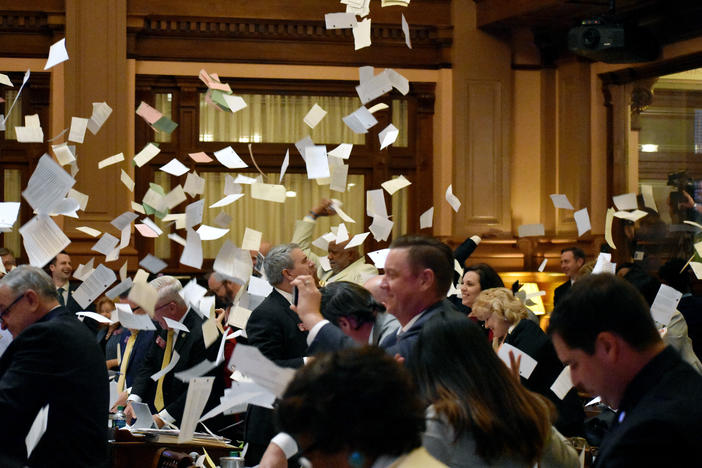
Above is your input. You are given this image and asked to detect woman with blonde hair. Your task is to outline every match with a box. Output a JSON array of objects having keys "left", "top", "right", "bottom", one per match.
[{"left": 472, "top": 288, "right": 585, "bottom": 437}]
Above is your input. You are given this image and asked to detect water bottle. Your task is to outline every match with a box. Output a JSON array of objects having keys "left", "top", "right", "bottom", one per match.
[{"left": 113, "top": 406, "right": 127, "bottom": 429}]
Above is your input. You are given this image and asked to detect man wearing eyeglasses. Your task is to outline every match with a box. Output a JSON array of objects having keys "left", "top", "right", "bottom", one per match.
[
  {"left": 125, "top": 275, "right": 224, "bottom": 429},
  {"left": 0, "top": 265, "right": 108, "bottom": 468}
]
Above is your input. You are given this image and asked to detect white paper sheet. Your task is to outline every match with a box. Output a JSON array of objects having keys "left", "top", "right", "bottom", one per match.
[
  {"left": 19, "top": 215, "right": 71, "bottom": 268},
  {"left": 378, "top": 123, "right": 399, "bottom": 150},
  {"left": 304, "top": 145, "right": 330, "bottom": 179},
  {"left": 401, "top": 13, "right": 412, "bottom": 48},
  {"left": 214, "top": 211, "right": 232, "bottom": 228},
  {"left": 335, "top": 223, "right": 349, "bottom": 243},
  {"left": 247, "top": 276, "right": 273, "bottom": 298},
  {"left": 51, "top": 143, "right": 76, "bottom": 166},
  {"left": 150, "top": 351, "right": 181, "bottom": 382},
  {"left": 574, "top": 208, "right": 591, "bottom": 236},
  {"left": 139, "top": 254, "right": 167, "bottom": 274},
  {"left": 420, "top": 206, "right": 434, "bottom": 229},
  {"left": 160, "top": 158, "right": 189, "bottom": 176},
  {"left": 120, "top": 169, "right": 135, "bottom": 191},
  {"left": 240, "top": 228, "right": 262, "bottom": 252},
  {"left": 303, "top": 103, "right": 327, "bottom": 129},
  {"left": 164, "top": 317, "right": 190, "bottom": 333},
  {"left": 640, "top": 184, "right": 657, "bottom": 212},
  {"left": 369, "top": 216, "right": 393, "bottom": 242},
  {"left": 497, "top": 343, "right": 538, "bottom": 379},
  {"left": 352, "top": 18, "right": 372, "bottom": 50},
  {"left": 180, "top": 229, "right": 203, "bottom": 269},
  {"left": 214, "top": 146, "right": 247, "bottom": 169},
  {"left": 613, "top": 210, "right": 648, "bottom": 222},
  {"left": 44, "top": 38, "right": 69, "bottom": 69},
  {"left": 72, "top": 264, "right": 117, "bottom": 309},
  {"left": 517, "top": 224, "right": 545, "bottom": 238},
  {"left": 68, "top": 117, "right": 89, "bottom": 143},
  {"left": 228, "top": 344, "right": 296, "bottom": 398},
  {"left": 342, "top": 106, "right": 378, "bottom": 134},
  {"left": 87, "top": 102, "right": 112, "bottom": 135},
  {"left": 251, "top": 183, "right": 286, "bottom": 203},
  {"left": 133, "top": 143, "right": 161, "bottom": 167},
  {"left": 222, "top": 94, "right": 247, "bottom": 113},
  {"left": 25, "top": 404, "right": 49, "bottom": 458},
  {"left": 0, "top": 202, "right": 21, "bottom": 231},
  {"left": 15, "top": 125, "right": 44, "bottom": 143},
  {"left": 186, "top": 200, "right": 204, "bottom": 229},
  {"left": 117, "top": 305, "right": 157, "bottom": 330},
  {"left": 650, "top": 284, "right": 682, "bottom": 326},
  {"left": 168, "top": 233, "right": 187, "bottom": 247},
  {"left": 330, "top": 199, "right": 356, "bottom": 224},
  {"left": 279, "top": 149, "right": 290, "bottom": 183},
  {"left": 612, "top": 192, "right": 638, "bottom": 211},
  {"left": 92, "top": 233, "right": 119, "bottom": 256},
  {"left": 381, "top": 175, "right": 411, "bottom": 195},
  {"left": 328, "top": 143, "right": 353, "bottom": 159},
  {"left": 538, "top": 258, "right": 548, "bottom": 272},
  {"left": 325, "top": 12, "right": 357, "bottom": 29},
  {"left": 184, "top": 172, "right": 206, "bottom": 197},
  {"left": 550, "top": 194, "right": 574, "bottom": 210},
  {"left": 210, "top": 193, "right": 245, "bottom": 208},
  {"left": 197, "top": 225, "right": 230, "bottom": 241},
  {"left": 550, "top": 365, "right": 573, "bottom": 400},
  {"left": 366, "top": 189, "right": 388, "bottom": 218},
  {"left": 445, "top": 184, "right": 461, "bottom": 212},
  {"left": 318, "top": 256, "right": 332, "bottom": 272},
  {"left": 355, "top": 70, "right": 393, "bottom": 105},
  {"left": 22, "top": 153, "right": 75, "bottom": 214},
  {"left": 367, "top": 248, "right": 390, "bottom": 269},
  {"left": 592, "top": 252, "right": 616, "bottom": 275},
  {"left": 345, "top": 232, "right": 370, "bottom": 249},
  {"left": 98, "top": 152, "right": 124, "bottom": 169}
]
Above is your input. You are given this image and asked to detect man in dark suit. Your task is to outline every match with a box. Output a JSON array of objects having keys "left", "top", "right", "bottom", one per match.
[
  {"left": 48, "top": 251, "right": 99, "bottom": 334},
  {"left": 549, "top": 273, "right": 702, "bottom": 467},
  {"left": 125, "top": 275, "right": 223, "bottom": 428},
  {"left": 553, "top": 247, "right": 585, "bottom": 308},
  {"left": 244, "top": 243, "right": 315, "bottom": 465},
  {"left": 0, "top": 265, "right": 108, "bottom": 468}
]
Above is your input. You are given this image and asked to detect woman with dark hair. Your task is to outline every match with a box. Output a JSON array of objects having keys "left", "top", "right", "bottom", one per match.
[
  {"left": 320, "top": 281, "right": 399, "bottom": 345},
  {"left": 409, "top": 317, "right": 578, "bottom": 468},
  {"left": 460, "top": 263, "right": 504, "bottom": 314},
  {"left": 277, "top": 346, "right": 446, "bottom": 468}
]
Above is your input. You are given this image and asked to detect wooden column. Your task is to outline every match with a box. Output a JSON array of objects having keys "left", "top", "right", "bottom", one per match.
[{"left": 63, "top": 0, "right": 135, "bottom": 266}]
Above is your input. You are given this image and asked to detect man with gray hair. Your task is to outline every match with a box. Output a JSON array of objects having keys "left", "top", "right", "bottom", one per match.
[
  {"left": 244, "top": 243, "right": 314, "bottom": 466},
  {"left": 126, "top": 275, "right": 223, "bottom": 429},
  {"left": 0, "top": 266, "right": 108, "bottom": 467}
]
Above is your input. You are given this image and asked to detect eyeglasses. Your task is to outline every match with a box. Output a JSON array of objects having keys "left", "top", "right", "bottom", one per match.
[
  {"left": 0, "top": 293, "right": 26, "bottom": 323},
  {"left": 153, "top": 301, "right": 174, "bottom": 313}
]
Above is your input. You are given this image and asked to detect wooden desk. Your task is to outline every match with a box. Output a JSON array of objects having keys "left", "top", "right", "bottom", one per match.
[{"left": 110, "top": 429, "right": 236, "bottom": 468}]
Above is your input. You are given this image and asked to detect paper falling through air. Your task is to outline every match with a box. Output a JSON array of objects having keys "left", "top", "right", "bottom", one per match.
[
  {"left": 445, "top": 185, "right": 461, "bottom": 212},
  {"left": 44, "top": 38, "right": 68, "bottom": 70},
  {"left": 420, "top": 207, "right": 434, "bottom": 229}
]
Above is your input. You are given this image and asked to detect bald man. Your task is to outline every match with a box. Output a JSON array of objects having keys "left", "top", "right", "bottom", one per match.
[{"left": 292, "top": 199, "right": 377, "bottom": 286}]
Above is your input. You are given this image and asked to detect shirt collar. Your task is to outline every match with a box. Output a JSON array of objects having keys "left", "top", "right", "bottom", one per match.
[
  {"left": 398, "top": 311, "right": 424, "bottom": 335},
  {"left": 275, "top": 287, "right": 293, "bottom": 304}
]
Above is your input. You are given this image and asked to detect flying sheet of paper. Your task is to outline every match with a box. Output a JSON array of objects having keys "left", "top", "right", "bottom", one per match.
[
  {"left": 367, "top": 248, "right": 390, "bottom": 269},
  {"left": 538, "top": 258, "right": 548, "bottom": 272},
  {"left": 214, "top": 241, "right": 254, "bottom": 286},
  {"left": 160, "top": 158, "right": 189, "bottom": 176},
  {"left": 0, "top": 73, "right": 12, "bottom": 87},
  {"left": 497, "top": 343, "right": 538, "bottom": 379},
  {"left": 0, "top": 202, "right": 21, "bottom": 231},
  {"left": 67, "top": 188, "right": 88, "bottom": 211},
  {"left": 188, "top": 152, "right": 212, "bottom": 163},
  {"left": 613, "top": 210, "right": 648, "bottom": 222},
  {"left": 133, "top": 143, "right": 161, "bottom": 167},
  {"left": 163, "top": 317, "right": 190, "bottom": 333},
  {"left": 241, "top": 227, "right": 263, "bottom": 251},
  {"left": 183, "top": 172, "right": 205, "bottom": 198},
  {"left": 550, "top": 366, "right": 573, "bottom": 400},
  {"left": 15, "top": 125, "right": 44, "bottom": 143},
  {"left": 197, "top": 225, "right": 230, "bottom": 241},
  {"left": 650, "top": 284, "right": 682, "bottom": 326},
  {"left": 386, "top": 69, "right": 410, "bottom": 95},
  {"left": 328, "top": 143, "right": 352, "bottom": 159},
  {"left": 369, "top": 216, "right": 393, "bottom": 242},
  {"left": 352, "top": 17, "right": 372, "bottom": 50},
  {"left": 345, "top": 232, "right": 370, "bottom": 249},
  {"left": 381, "top": 175, "right": 411, "bottom": 195},
  {"left": 318, "top": 256, "right": 332, "bottom": 272},
  {"left": 234, "top": 174, "right": 256, "bottom": 185},
  {"left": 149, "top": 351, "right": 181, "bottom": 382},
  {"left": 278, "top": 149, "right": 290, "bottom": 183},
  {"left": 355, "top": 70, "right": 393, "bottom": 105},
  {"left": 214, "top": 146, "right": 247, "bottom": 169},
  {"left": 366, "top": 189, "right": 388, "bottom": 218},
  {"left": 226, "top": 305, "right": 252, "bottom": 330},
  {"left": 445, "top": 184, "right": 461, "bottom": 212},
  {"left": 76, "top": 226, "right": 101, "bottom": 237},
  {"left": 72, "top": 264, "right": 117, "bottom": 309},
  {"left": 330, "top": 199, "right": 356, "bottom": 223},
  {"left": 329, "top": 163, "right": 349, "bottom": 193},
  {"left": 209, "top": 193, "right": 244, "bottom": 209},
  {"left": 518, "top": 224, "right": 545, "bottom": 237},
  {"left": 68, "top": 117, "right": 89, "bottom": 143},
  {"left": 295, "top": 135, "right": 315, "bottom": 159},
  {"left": 19, "top": 215, "right": 71, "bottom": 268},
  {"left": 335, "top": 223, "right": 349, "bottom": 244},
  {"left": 229, "top": 344, "right": 296, "bottom": 398},
  {"left": 51, "top": 143, "right": 76, "bottom": 166},
  {"left": 126, "top": 402, "right": 156, "bottom": 430},
  {"left": 612, "top": 193, "right": 638, "bottom": 211},
  {"left": 164, "top": 185, "right": 186, "bottom": 210},
  {"left": 343, "top": 106, "right": 378, "bottom": 134},
  {"left": 401, "top": 13, "right": 412, "bottom": 48},
  {"left": 125, "top": 280, "right": 159, "bottom": 318},
  {"left": 550, "top": 194, "right": 574, "bottom": 210},
  {"left": 185, "top": 200, "right": 204, "bottom": 229},
  {"left": 248, "top": 276, "right": 273, "bottom": 298},
  {"left": 25, "top": 404, "right": 49, "bottom": 458},
  {"left": 2, "top": 69, "right": 29, "bottom": 125},
  {"left": 22, "top": 154, "right": 75, "bottom": 214},
  {"left": 251, "top": 183, "right": 286, "bottom": 203},
  {"left": 592, "top": 252, "right": 615, "bottom": 275},
  {"left": 378, "top": 123, "right": 399, "bottom": 150},
  {"left": 605, "top": 208, "right": 616, "bottom": 250},
  {"left": 139, "top": 254, "right": 167, "bottom": 274},
  {"left": 690, "top": 262, "right": 702, "bottom": 280},
  {"left": 325, "top": 12, "right": 357, "bottom": 29},
  {"left": 304, "top": 145, "right": 330, "bottom": 179},
  {"left": 368, "top": 103, "right": 389, "bottom": 113},
  {"left": 214, "top": 211, "right": 232, "bottom": 228},
  {"left": 202, "top": 317, "right": 220, "bottom": 348},
  {"left": 76, "top": 311, "right": 112, "bottom": 324},
  {"left": 420, "top": 206, "right": 434, "bottom": 229},
  {"left": 92, "top": 232, "right": 119, "bottom": 256},
  {"left": 136, "top": 101, "right": 162, "bottom": 124},
  {"left": 87, "top": 102, "right": 112, "bottom": 135},
  {"left": 574, "top": 208, "right": 591, "bottom": 236},
  {"left": 303, "top": 103, "right": 327, "bottom": 129},
  {"left": 98, "top": 152, "right": 124, "bottom": 169},
  {"left": 135, "top": 223, "right": 158, "bottom": 238},
  {"left": 105, "top": 278, "right": 132, "bottom": 301},
  {"left": 180, "top": 229, "right": 203, "bottom": 269},
  {"left": 222, "top": 94, "right": 247, "bottom": 113},
  {"left": 44, "top": 38, "right": 68, "bottom": 69},
  {"left": 119, "top": 169, "right": 135, "bottom": 192},
  {"left": 640, "top": 184, "right": 657, "bottom": 212}
]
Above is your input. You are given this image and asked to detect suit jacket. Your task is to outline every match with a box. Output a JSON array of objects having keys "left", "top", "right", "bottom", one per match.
[
  {"left": 131, "top": 309, "right": 222, "bottom": 424},
  {"left": 292, "top": 218, "right": 378, "bottom": 285},
  {"left": 553, "top": 280, "right": 571, "bottom": 309},
  {"left": 246, "top": 289, "right": 308, "bottom": 369},
  {"left": 504, "top": 319, "right": 584, "bottom": 437},
  {"left": 594, "top": 347, "right": 702, "bottom": 467},
  {"left": 0, "top": 307, "right": 109, "bottom": 468},
  {"left": 116, "top": 328, "right": 156, "bottom": 389},
  {"left": 310, "top": 299, "right": 464, "bottom": 363},
  {"left": 372, "top": 312, "right": 400, "bottom": 346}
]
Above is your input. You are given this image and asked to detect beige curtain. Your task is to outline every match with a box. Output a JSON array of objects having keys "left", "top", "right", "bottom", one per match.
[
  {"left": 4, "top": 90, "right": 21, "bottom": 140},
  {"left": 199, "top": 172, "right": 365, "bottom": 258},
  {"left": 199, "top": 93, "right": 366, "bottom": 144},
  {"left": 391, "top": 99, "right": 409, "bottom": 147},
  {"left": 2, "top": 169, "right": 21, "bottom": 256},
  {"left": 153, "top": 172, "right": 172, "bottom": 259},
  {"left": 153, "top": 93, "right": 173, "bottom": 143}
]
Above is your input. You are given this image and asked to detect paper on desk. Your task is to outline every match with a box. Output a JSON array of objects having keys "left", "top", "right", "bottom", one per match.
[
  {"left": 197, "top": 225, "right": 229, "bottom": 241},
  {"left": 133, "top": 143, "right": 161, "bottom": 167},
  {"left": 251, "top": 183, "right": 286, "bottom": 203},
  {"left": 574, "top": 208, "right": 591, "bottom": 236},
  {"left": 369, "top": 216, "right": 393, "bottom": 242},
  {"left": 98, "top": 152, "right": 124, "bottom": 169},
  {"left": 650, "top": 284, "right": 682, "bottom": 326},
  {"left": 378, "top": 123, "right": 399, "bottom": 150},
  {"left": 68, "top": 117, "right": 88, "bottom": 143},
  {"left": 401, "top": 13, "right": 412, "bottom": 48},
  {"left": 420, "top": 207, "right": 434, "bottom": 229},
  {"left": 72, "top": 265, "right": 117, "bottom": 309},
  {"left": 325, "top": 12, "right": 357, "bottom": 29},
  {"left": 184, "top": 172, "right": 206, "bottom": 197},
  {"left": 0, "top": 202, "right": 21, "bottom": 231},
  {"left": 19, "top": 215, "right": 71, "bottom": 268},
  {"left": 51, "top": 143, "right": 75, "bottom": 166},
  {"left": 640, "top": 184, "right": 657, "bottom": 212},
  {"left": 229, "top": 344, "right": 296, "bottom": 398},
  {"left": 517, "top": 223, "right": 545, "bottom": 238},
  {"left": 160, "top": 158, "right": 189, "bottom": 176},
  {"left": 612, "top": 192, "right": 637, "bottom": 211},
  {"left": 248, "top": 276, "right": 273, "bottom": 298},
  {"left": 186, "top": 200, "right": 204, "bottom": 229},
  {"left": 87, "top": 102, "right": 112, "bottom": 134},
  {"left": 22, "top": 153, "right": 75, "bottom": 214},
  {"left": 550, "top": 365, "right": 573, "bottom": 400},
  {"left": 44, "top": 37, "right": 68, "bottom": 69},
  {"left": 214, "top": 146, "right": 247, "bottom": 169},
  {"left": 343, "top": 106, "right": 378, "bottom": 134},
  {"left": 367, "top": 248, "right": 390, "bottom": 269},
  {"left": 150, "top": 351, "right": 181, "bottom": 382},
  {"left": 352, "top": 17, "right": 371, "bottom": 50},
  {"left": 303, "top": 103, "right": 327, "bottom": 129},
  {"left": 381, "top": 175, "right": 411, "bottom": 195},
  {"left": 139, "top": 254, "right": 167, "bottom": 274},
  {"left": 25, "top": 404, "right": 49, "bottom": 458},
  {"left": 497, "top": 343, "right": 538, "bottom": 379},
  {"left": 613, "top": 209, "right": 648, "bottom": 222},
  {"left": 550, "top": 194, "right": 574, "bottom": 210},
  {"left": 445, "top": 184, "right": 462, "bottom": 212},
  {"left": 538, "top": 258, "right": 548, "bottom": 272},
  {"left": 605, "top": 208, "right": 616, "bottom": 250}
]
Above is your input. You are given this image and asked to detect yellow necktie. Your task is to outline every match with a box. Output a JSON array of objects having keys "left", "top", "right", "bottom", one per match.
[
  {"left": 154, "top": 329, "right": 174, "bottom": 411},
  {"left": 116, "top": 332, "right": 138, "bottom": 393}
]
